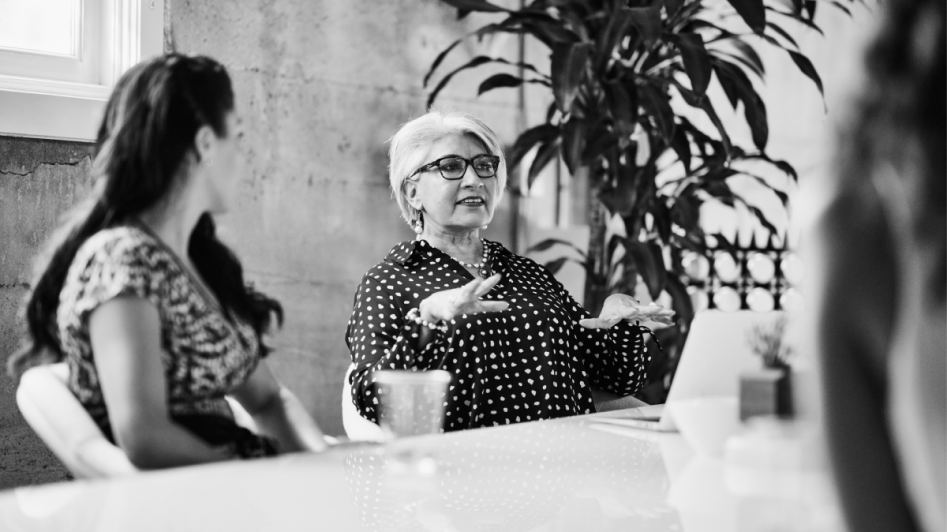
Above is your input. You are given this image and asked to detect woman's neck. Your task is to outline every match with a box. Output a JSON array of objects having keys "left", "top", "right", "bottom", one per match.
[
  {"left": 137, "top": 198, "right": 204, "bottom": 261},
  {"left": 420, "top": 227, "right": 483, "bottom": 264}
]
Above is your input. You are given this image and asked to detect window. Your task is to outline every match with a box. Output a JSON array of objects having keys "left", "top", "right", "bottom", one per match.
[{"left": 0, "top": 0, "right": 164, "bottom": 141}]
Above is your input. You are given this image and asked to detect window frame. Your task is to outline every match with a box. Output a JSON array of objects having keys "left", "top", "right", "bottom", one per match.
[{"left": 0, "top": 0, "right": 164, "bottom": 142}]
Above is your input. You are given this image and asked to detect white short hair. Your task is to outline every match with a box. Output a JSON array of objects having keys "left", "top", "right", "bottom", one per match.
[{"left": 388, "top": 109, "right": 507, "bottom": 226}]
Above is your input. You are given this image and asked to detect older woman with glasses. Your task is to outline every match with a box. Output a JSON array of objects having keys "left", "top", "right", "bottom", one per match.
[{"left": 345, "top": 110, "right": 673, "bottom": 432}]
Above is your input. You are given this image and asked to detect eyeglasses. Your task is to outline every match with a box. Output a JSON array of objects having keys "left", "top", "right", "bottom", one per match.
[{"left": 409, "top": 154, "right": 500, "bottom": 180}]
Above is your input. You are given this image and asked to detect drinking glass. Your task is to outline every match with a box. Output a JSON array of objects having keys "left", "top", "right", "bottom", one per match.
[{"left": 374, "top": 370, "right": 451, "bottom": 440}]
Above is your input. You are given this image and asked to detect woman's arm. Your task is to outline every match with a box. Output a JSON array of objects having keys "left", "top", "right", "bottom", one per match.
[
  {"left": 89, "top": 296, "right": 233, "bottom": 469},
  {"left": 228, "top": 361, "right": 328, "bottom": 453},
  {"left": 810, "top": 191, "right": 919, "bottom": 532},
  {"left": 552, "top": 279, "right": 652, "bottom": 397}
]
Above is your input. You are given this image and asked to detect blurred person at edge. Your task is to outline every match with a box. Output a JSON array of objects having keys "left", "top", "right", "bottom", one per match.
[
  {"left": 345, "top": 109, "right": 674, "bottom": 432},
  {"left": 8, "top": 54, "right": 328, "bottom": 468},
  {"left": 807, "top": 0, "right": 945, "bottom": 529}
]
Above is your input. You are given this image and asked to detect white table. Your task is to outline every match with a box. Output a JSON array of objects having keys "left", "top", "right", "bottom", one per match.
[{"left": 0, "top": 411, "right": 845, "bottom": 531}]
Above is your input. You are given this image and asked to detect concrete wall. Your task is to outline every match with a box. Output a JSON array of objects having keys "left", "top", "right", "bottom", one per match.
[
  {"left": 165, "top": 0, "right": 528, "bottom": 437},
  {"left": 0, "top": 136, "right": 92, "bottom": 490}
]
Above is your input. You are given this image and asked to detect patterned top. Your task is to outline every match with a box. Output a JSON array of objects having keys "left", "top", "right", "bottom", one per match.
[
  {"left": 346, "top": 239, "right": 650, "bottom": 432},
  {"left": 57, "top": 225, "right": 267, "bottom": 449}
]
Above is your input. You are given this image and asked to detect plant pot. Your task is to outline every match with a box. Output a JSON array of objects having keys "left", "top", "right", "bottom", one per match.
[{"left": 738, "top": 368, "right": 794, "bottom": 421}]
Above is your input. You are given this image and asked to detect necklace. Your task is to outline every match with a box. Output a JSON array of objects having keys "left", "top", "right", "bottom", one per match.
[{"left": 448, "top": 239, "right": 492, "bottom": 278}]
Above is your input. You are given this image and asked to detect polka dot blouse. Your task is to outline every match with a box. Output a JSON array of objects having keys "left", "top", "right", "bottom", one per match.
[{"left": 345, "top": 239, "right": 650, "bottom": 432}]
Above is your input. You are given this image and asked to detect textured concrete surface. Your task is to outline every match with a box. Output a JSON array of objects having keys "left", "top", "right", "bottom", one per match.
[
  {"left": 167, "top": 0, "right": 530, "bottom": 437},
  {"left": 0, "top": 136, "right": 92, "bottom": 490}
]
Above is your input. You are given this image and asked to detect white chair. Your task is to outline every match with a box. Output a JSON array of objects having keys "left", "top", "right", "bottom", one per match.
[
  {"left": 341, "top": 365, "right": 385, "bottom": 441},
  {"left": 16, "top": 362, "right": 259, "bottom": 478},
  {"left": 16, "top": 363, "right": 137, "bottom": 479}
]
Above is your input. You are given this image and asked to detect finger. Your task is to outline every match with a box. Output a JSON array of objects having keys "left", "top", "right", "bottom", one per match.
[
  {"left": 579, "top": 317, "right": 621, "bottom": 329},
  {"left": 458, "top": 278, "right": 483, "bottom": 298},
  {"left": 472, "top": 273, "right": 501, "bottom": 298},
  {"left": 471, "top": 301, "right": 509, "bottom": 314}
]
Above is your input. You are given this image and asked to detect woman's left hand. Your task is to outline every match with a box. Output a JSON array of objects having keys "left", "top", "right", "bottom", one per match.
[{"left": 579, "top": 294, "right": 676, "bottom": 329}]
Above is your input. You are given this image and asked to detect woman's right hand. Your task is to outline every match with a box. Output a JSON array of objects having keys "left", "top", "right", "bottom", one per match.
[{"left": 419, "top": 273, "right": 509, "bottom": 323}]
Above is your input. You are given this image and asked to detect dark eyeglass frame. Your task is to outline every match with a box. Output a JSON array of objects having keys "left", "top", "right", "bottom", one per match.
[{"left": 409, "top": 154, "right": 501, "bottom": 180}]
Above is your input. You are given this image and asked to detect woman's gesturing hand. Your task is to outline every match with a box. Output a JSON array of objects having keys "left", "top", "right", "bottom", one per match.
[
  {"left": 579, "top": 294, "right": 676, "bottom": 329},
  {"left": 419, "top": 273, "right": 509, "bottom": 323}
]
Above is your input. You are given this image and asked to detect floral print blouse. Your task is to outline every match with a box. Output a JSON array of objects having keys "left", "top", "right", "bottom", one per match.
[
  {"left": 56, "top": 225, "right": 272, "bottom": 455},
  {"left": 346, "top": 239, "right": 650, "bottom": 432}
]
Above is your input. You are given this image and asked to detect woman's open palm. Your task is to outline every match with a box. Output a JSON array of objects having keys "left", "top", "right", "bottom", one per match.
[
  {"left": 579, "top": 294, "right": 675, "bottom": 329},
  {"left": 419, "top": 274, "right": 509, "bottom": 323}
]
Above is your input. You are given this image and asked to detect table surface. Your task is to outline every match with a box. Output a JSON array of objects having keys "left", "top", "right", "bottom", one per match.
[{"left": 0, "top": 411, "right": 845, "bottom": 532}]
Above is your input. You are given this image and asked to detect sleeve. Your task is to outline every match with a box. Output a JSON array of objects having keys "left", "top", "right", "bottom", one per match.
[
  {"left": 550, "top": 272, "right": 650, "bottom": 397},
  {"left": 344, "top": 273, "right": 451, "bottom": 424},
  {"left": 73, "top": 236, "right": 166, "bottom": 326}
]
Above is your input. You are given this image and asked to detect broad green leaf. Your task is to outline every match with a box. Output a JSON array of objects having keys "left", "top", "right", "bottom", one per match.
[
  {"left": 664, "top": 0, "right": 686, "bottom": 18},
  {"left": 599, "top": 7, "right": 634, "bottom": 58},
  {"left": 765, "top": 22, "right": 799, "bottom": 49},
  {"left": 726, "top": 0, "right": 766, "bottom": 33},
  {"left": 551, "top": 42, "right": 593, "bottom": 113},
  {"left": 640, "top": 84, "right": 675, "bottom": 142},
  {"left": 604, "top": 80, "right": 637, "bottom": 136},
  {"left": 627, "top": 7, "right": 663, "bottom": 46},
  {"left": 743, "top": 174, "right": 790, "bottom": 206},
  {"left": 543, "top": 256, "right": 571, "bottom": 275},
  {"left": 524, "top": 19, "right": 581, "bottom": 47},
  {"left": 711, "top": 50, "right": 764, "bottom": 79},
  {"left": 804, "top": 0, "right": 817, "bottom": 21},
  {"left": 509, "top": 124, "right": 560, "bottom": 170},
  {"left": 426, "top": 55, "right": 494, "bottom": 108},
  {"left": 478, "top": 73, "right": 524, "bottom": 95},
  {"left": 424, "top": 39, "right": 463, "bottom": 87},
  {"left": 831, "top": 1, "right": 852, "bottom": 17},
  {"left": 670, "top": 126, "right": 692, "bottom": 173},
  {"left": 527, "top": 238, "right": 587, "bottom": 257},
  {"left": 561, "top": 118, "right": 587, "bottom": 174},
  {"left": 728, "top": 39, "right": 765, "bottom": 76},
  {"left": 528, "top": 140, "right": 560, "bottom": 189},
  {"left": 743, "top": 154, "right": 799, "bottom": 181},
  {"left": 664, "top": 275, "right": 692, "bottom": 329},
  {"left": 581, "top": 121, "right": 616, "bottom": 163},
  {"left": 672, "top": 34, "right": 712, "bottom": 97},
  {"left": 653, "top": 201, "right": 673, "bottom": 243},
  {"left": 766, "top": 7, "right": 824, "bottom": 36},
  {"left": 442, "top": 0, "right": 509, "bottom": 15},
  {"left": 675, "top": 82, "right": 733, "bottom": 156},
  {"left": 788, "top": 50, "right": 824, "bottom": 98},
  {"left": 713, "top": 59, "right": 768, "bottom": 150},
  {"left": 672, "top": 193, "right": 701, "bottom": 232},
  {"left": 709, "top": 232, "right": 740, "bottom": 257},
  {"left": 626, "top": 240, "right": 667, "bottom": 300},
  {"left": 747, "top": 204, "right": 780, "bottom": 235},
  {"left": 477, "top": 74, "right": 550, "bottom": 96}
]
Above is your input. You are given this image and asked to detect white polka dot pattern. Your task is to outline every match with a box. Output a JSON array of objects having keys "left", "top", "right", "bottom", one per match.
[{"left": 345, "top": 239, "right": 650, "bottom": 432}]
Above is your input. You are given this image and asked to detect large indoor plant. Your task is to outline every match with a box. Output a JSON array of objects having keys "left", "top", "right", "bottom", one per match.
[{"left": 424, "top": 0, "right": 851, "bottom": 401}]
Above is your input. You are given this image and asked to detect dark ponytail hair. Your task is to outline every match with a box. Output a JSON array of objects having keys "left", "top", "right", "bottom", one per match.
[
  {"left": 836, "top": 0, "right": 945, "bottom": 299},
  {"left": 8, "top": 54, "right": 282, "bottom": 379}
]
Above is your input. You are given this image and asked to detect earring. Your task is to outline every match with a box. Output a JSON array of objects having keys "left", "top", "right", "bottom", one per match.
[
  {"left": 413, "top": 212, "right": 424, "bottom": 235},
  {"left": 481, "top": 225, "right": 488, "bottom": 231}
]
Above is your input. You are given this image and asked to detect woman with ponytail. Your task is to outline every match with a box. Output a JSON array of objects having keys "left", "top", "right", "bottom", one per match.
[{"left": 9, "top": 54, "right": 327, "bottom": 468}]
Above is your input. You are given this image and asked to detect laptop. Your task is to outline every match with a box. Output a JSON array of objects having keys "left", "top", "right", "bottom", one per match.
[{"left": 593, "top": 310, "right": 787, "bottom": 432}]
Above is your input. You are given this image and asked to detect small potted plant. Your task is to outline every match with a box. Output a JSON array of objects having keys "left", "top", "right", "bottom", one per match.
[{"left": 740, "top": 315, "right": 793, "bottom": 420}]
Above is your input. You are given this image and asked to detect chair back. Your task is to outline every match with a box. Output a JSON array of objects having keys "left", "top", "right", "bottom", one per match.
[
  {"left": 342, "top": 365, "right": 384, "bottom": 441},
  {"left": 16, "top": 363, "right": 137, "bottom": 479}
]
